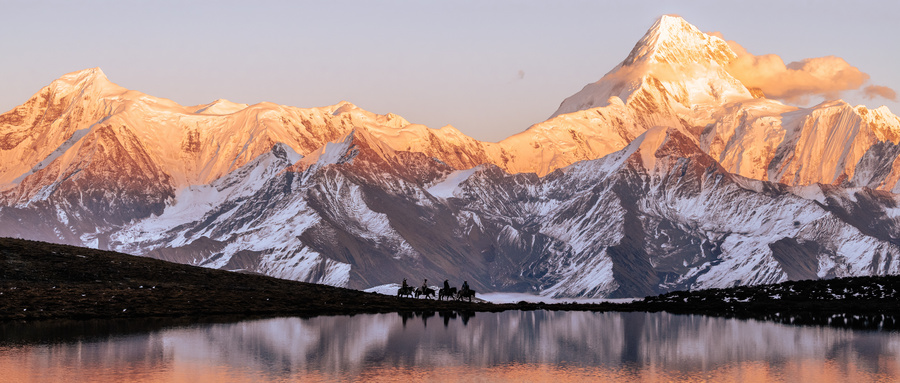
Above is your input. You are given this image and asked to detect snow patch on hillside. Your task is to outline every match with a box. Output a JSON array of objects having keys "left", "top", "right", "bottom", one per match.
[
  {"left": 426, "top": 167, "right": 480, "bottom": 199},
  {"left": 479, "top": 292, "right": 640, "bottom": 304}
]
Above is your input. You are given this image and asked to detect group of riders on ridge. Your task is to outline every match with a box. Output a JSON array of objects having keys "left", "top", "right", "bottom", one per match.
[{"left": 397, "top": 278, "right": 476, "bottom": 302}]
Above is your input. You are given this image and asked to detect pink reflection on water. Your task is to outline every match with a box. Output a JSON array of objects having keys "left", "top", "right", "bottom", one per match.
[
  {"left": 2, "top": 359, "right": 898, "bottom": 383},
  {"left": 1, "top": 311, "right": 899, "bottom": 382}
]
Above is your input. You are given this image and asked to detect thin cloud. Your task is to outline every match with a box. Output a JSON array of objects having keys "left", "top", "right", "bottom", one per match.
[{"left": 863, "top": 85, "right": 898, "bottom": 101}]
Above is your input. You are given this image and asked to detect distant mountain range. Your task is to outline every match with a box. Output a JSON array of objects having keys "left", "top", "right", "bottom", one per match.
[{"left": 2, "top": 15, "right": 900, "bottom": 297}]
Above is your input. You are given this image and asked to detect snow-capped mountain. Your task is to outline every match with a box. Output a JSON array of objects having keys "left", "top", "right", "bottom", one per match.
[
  {"left": 2, "top": 15, "right": 900, "bottom": 297},
  {"left": 530, "top": 15, "right": 900, "bottom": 190},
  {"left": 100, "top": 125, "right": 900, "bottom": 297}
]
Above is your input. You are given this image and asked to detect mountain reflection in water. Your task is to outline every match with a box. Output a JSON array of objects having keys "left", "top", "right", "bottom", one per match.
[{"left": 1, "top": 311, "right": 898, "bottom": 382}]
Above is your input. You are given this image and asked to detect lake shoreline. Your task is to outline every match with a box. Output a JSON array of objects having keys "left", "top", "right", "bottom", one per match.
[{"left": 2, "top": 238, "right": 898, "bottom": 331}]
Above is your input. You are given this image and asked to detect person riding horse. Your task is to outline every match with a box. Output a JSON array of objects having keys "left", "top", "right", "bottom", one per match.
[
  {"left": 439, "top": 279, "right": 457, "bottom": 301},
  {"left": 457, "top": 280, "right": 475, "bottom": 302},
  {"left": 417, "top": 285, "right": 435, "bottom": 299},
  {"left": 397, "top": 278, "right": 414, "bottom": 298}
]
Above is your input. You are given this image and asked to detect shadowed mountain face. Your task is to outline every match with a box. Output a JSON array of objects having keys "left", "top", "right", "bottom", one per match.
[{"left": 2, "top": 16, "right": 900, "bottom": 297}]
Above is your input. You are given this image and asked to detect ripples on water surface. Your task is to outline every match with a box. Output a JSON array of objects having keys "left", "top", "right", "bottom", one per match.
[{"left": 1, "top": 311, "right": 898, "bottom": 382}]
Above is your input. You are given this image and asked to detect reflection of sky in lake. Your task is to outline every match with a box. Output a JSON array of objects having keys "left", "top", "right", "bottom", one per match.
[{"left": 1, "top": 311, "right": 899, "bottom": 382}]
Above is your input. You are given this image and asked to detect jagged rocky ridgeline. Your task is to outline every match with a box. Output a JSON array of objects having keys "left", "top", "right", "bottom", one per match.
[{"left": 2, "top": 16, "right": 900, "bottom": 298}]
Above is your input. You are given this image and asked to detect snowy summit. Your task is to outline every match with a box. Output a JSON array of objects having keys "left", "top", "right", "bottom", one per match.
[{"left": 2, "top": 16, "right": 900, "bottom": 298}]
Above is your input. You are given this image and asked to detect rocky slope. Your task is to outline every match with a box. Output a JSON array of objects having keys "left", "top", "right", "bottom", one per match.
[{"left": 97, "top": 126, "right": 900, "bottom": 297}]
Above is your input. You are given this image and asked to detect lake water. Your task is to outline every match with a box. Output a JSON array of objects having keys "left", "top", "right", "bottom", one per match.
[{"left": 1, "top": 311, "right": 898, "bottom": 382}]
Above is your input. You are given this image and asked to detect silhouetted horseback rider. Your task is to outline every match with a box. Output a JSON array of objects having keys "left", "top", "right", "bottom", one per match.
[
  {"left": 398, "top": 278, "right": 414, "bottom": 298},
  {"left": 438, "top": 280, "right": 456, "bottom": 301},
  {"left": 422, "top": 279, "right": 428, "bottom": 291},
  {"left": 458, "top": 280, "right": 475, "bottom": 302}
]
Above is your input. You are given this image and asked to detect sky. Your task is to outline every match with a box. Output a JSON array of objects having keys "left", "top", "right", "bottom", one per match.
[{"left": 1, "top": 0, "right": 898, "bottom": 142}]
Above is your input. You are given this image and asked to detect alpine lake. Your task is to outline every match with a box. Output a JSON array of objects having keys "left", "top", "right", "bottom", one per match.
[{"left": 1, "top": 310, "right": 898, "bottom": 382}]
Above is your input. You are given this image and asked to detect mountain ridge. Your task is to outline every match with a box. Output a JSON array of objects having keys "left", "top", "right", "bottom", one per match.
[{"left": 2, "top": 15, "right": 900, "bottom": 297}]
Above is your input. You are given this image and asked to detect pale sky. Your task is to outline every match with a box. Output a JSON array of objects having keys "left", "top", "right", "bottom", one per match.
[{"left": 2, "top": 0, "right": 898, "bottom": 142}]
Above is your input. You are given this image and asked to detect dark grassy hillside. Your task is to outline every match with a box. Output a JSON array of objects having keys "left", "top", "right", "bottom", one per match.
[
  {"left": 0, "top": 238, "right": 495, "bottom": 320},
  {"left": 635, "top": 275, "right": 900, "bottom": 330},
  {"left": 2, "top": 237, "right": 899, "bottom": 332}
]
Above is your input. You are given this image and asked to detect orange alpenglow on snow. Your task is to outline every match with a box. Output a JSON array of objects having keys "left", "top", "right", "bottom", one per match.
[{"left": 2, "top": 16, "right": 900, "bottom": 298}]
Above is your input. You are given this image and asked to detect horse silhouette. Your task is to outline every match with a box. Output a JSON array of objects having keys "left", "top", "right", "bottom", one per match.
[
  {"left": 439, "top": 287, "right": 457, "bottom": 301},
  {"left": 457, "top": 288, "right": 476, "bottom": 302},
  {"left": 415, "top": 286, "right": 436, "bottom": 299},
  {"left": 397, "top": 285, "right": 414, "bottom": 298}
]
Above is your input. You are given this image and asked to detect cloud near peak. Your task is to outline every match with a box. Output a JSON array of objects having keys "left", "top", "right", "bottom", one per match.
[
  {"left": 710, "top": 33, "right": 895, "bottom": 104},
  {"left": 864, "top": 85, "right": 898, "bottom": 102}
]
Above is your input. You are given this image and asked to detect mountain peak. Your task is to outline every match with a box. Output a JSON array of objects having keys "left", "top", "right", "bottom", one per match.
[
  {"left": 193, "top": 99, "right": 249, "bottom": 115},
  {"left": 606, "top": 125, "right": 707, "bottom": 173},
  {"left": 629, "top": 126, "right": 677, "bottom": 170},
  {"left": 53, "top": 67, "right": 110, "bottom": 87},
  {"left": 550, "top": 16, "right": 748, "bottom": 118},
  {"left": 649, "top": 14, "right": 693, "bottom": 38},
  {"left": 65, "top": 67, "right": 107, "bottom": 79},
  {"left": 332, "top": 101, "right": 360, "bottom": 116},
  {"left": 623, "top": 15, "right": 735, "bottom": 67},
  {"left": 44, "top": 67, "right": 123, "bottom": 100}
]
